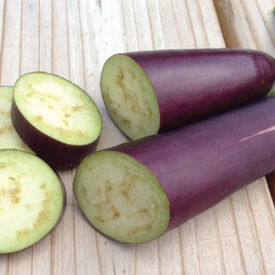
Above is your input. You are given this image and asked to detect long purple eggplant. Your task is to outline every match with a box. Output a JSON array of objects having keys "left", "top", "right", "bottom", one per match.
[
  {"left": 74, "top": 97, "right": 275, "bottom": 243},
  {"left": 100, "top": 49, "right": 275, "bottom": 140}
]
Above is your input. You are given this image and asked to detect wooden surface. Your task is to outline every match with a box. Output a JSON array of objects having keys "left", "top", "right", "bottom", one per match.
[
  {"left": 0, "top": 0, "right": 274, "bottom": 274},
  {"left": 214, "top": 0, "right": 275, "bottom": 55}
]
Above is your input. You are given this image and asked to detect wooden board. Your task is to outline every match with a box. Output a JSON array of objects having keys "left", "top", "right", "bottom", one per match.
[
  {"left": 0, "top": 0, "right": 274, "bottom": 274},
  {"left": 214, "top": 0, "right": 275, "bottom": 55}
]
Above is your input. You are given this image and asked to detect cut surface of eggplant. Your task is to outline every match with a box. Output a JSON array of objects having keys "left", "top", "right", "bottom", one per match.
[
  {"left": 101, "top": 54, "right": 160, "bottom": 140},
  {"left": 74, "top": 151, "right": 169, "bottom": 243},
  {"left": 0, "top": 150, "right": 65, "bottom": 253},
  {"left": 0, "top": 87, "right": 33, "bottom": 153},
  {"left": 14, "top": 72, "right": 101, "bottom": 146}
]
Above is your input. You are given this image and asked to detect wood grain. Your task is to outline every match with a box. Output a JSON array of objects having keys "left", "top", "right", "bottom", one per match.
[
  {"left": 214, "top": 0, "right": 275, "bottom": 55},
  {"left": 0, "top": 0, "right": 274, "bottom": 274}
]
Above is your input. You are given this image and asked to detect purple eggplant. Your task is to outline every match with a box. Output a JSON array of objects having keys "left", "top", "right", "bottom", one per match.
[
  {"left": 74, "top": 97, "right": 275, "bottom": 243},
  {"left": 100, "top": 49, "right": 275, "bottom": 140},
  {"left": 11, "top": 72, "right": 102, "bottom": 169}
]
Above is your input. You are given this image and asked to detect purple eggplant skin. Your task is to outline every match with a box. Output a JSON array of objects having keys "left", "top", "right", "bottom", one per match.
[
  {"left": 111, "top": 97, "right": 275, "bottom": 230},
  {"left": 127, "top": 49, "right": 275, "bottom": 132},
  {"left": 11, "top": 100, "right": 100, "bottom": 169}
]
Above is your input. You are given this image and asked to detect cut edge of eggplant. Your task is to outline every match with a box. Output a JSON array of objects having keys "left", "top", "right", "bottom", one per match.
[
  {"left": 73, "top": 150, "right": 170, "bottom": 243},
  {"left": 100, "top": 54, "right": 160, "bottom": 140},
  {"left": 0, "top": 149, "right": 65, "bottom": 254},
  {"left": 13, "top": 72, "right": 102, "bottom": 146},
  {"left": 0, "top": 86, "right": 34, "bottom": 153}
]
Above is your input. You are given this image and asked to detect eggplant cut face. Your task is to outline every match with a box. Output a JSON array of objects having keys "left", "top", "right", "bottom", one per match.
[
  {"left": 0, "top": 86, "right": 33, "bottom": 153},
  {"left": 0, "top": 150, "right": 65, "bottom": 254},
  {"left": 74, "top": 151, "right": 170, "bottom": 243},
  {"left": 13, "top": 72, "right": 102, "bottom": 146},
  {"left": 100, "top": 54, "right": 160, "bottom": 140}
]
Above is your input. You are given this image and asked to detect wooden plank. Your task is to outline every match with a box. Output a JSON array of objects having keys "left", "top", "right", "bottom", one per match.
[
  {"left": 81, "top": 1, "right": 137, "bottom": 274},
  {"left": 74, "top": 207, "right": 101, "bottom": 275},
  {"left": 10, "top": 1, "right": 40, "bottom": 274},
  {"left": 9, "top": 248, "right": 33, "bottom": 275},
  {"left": 0, "top": 0, "right": 5, "bottom": 58},
  {"left": 214, "top": 200, "right": 246, "bottom": 275},
  {"left": 0, "top": 1, "right": 33, "bottom": 274},
  {"left": 52, "top": 205, "right": 75, "bottom": 275},
  {"left": 195, "top": 210, "right": 224, "bottom": 275},
  {"left": 0, "top": 0, "right": 21, "bottom": 86},
  {"left": 80, "top": 0, "right": 126, "bottom": 150},
  {"left": 39, "top": 0, "right": 52, "bottom": 73},
  {"left": 20, "top": 0, "right": 39, "bottom": 74},
  {"left": 131, "top": 0, "right": 154, "bottom": 51},
  {"left": 67, "top": 1, "right": 102, "bottom": 274},
  {"left": 158, "top": 229, "right": 184, "bottom": 275},
  {"left": 246, "top": 179, "right": 275, "bottom": 273},
  {"left": 180, "top": 220, "right": 200, "bottom": 275},
  {"left": 136, "top": 241, "right": 159, "bottom": 275},
  {"left": 32, "top": 1, "right": 53, "bottom": 274},
  {"left": 214, "top": 0, "right": 275, "bottom": 55},
  {"left": 231, "top": 188, "right": 267, "bottom": 274},
  {"left": 0, "top": 0, "right": 9, "bottom": 273},
  {"left": 32, "top": 236, "right": 51, "bottom": 275},
  {"left": 52, "top": 0, "right": 74, "bottom": 206},
  {"left": 157, "top": 0, "right": 182, "bottom": 49},
  {"left": 50, "top": 1, "right": 75, "bottom": 274}
]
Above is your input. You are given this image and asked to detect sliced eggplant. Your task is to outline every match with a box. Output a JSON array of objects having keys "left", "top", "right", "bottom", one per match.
[
  {"left": 0, "top": 86, "right": 33, "bottom": 153},
  {"left": 11, "top": 72, "right": 102, "bottom": 168},
  {"left": 0, "top": 149, "right": 65, "bottom": 253}
]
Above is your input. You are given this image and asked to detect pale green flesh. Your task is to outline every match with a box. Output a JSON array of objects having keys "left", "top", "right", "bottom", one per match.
[
  {"left": 0, "top": 150, "right": 64, "bottom": 253},
  {"left": 74, "top": 151, "right": 170, "bottom": 243},
  {"left": 0, "top": 87, "right": 33, "bottom": 153},
  {"left": 14, "top": 72, "right": 102, "bottom": 145},
  {"left": 101, "top": 54, "right": 160, "bottom": 140}
]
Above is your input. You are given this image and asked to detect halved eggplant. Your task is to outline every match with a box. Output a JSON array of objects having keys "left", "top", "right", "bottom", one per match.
[
  {"left": 74, "top": 97, "right": 275, "bottom": 243},
  {"left": 0, "top": 86, "right": 33, "bottom": 153},
  {"left": 101, "top": 49, "right": 275, "bottom": 140},
  {"left": 11, "top": 72, "right": 102, "bottom": 168},
  {"left": 0, "top": 149, "right": 65, "bottom": 254}
]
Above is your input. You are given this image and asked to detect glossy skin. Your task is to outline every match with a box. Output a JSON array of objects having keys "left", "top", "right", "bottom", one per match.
[
  {"left": 112, "top": 97, "right": 275, "bottom": 230},
  {"left": 11, "top": 100, "right": 99, "bottom": 169},
  {"left": 128, "top": 49, "right": 275, "bottom": 132}
]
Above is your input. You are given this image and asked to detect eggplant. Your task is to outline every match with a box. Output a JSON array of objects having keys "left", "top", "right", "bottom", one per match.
[
  {"left": 100, "top": 49, "right": 275, "bottom": 140},
  {"left": 0, "top": 149, "right": 65, "bottom": 254},
  {"left": 74, "top": 97, "right": 275, "bottom": 243},
  {"left": 0, "top": 86, "right": 33, "bottom": 153},
  {"left": 11, "top": 72, "right": 102, "bottom": 169}
]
